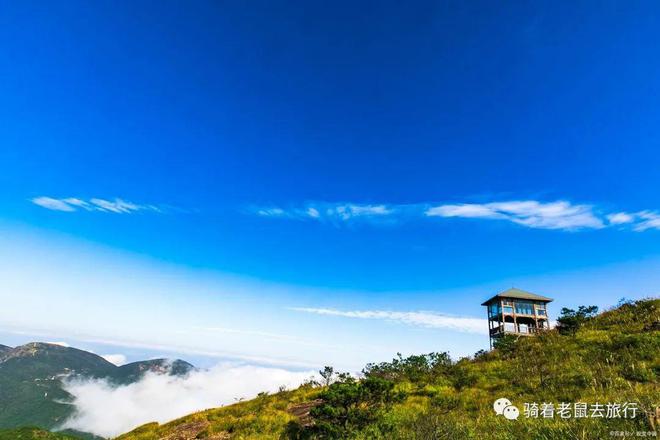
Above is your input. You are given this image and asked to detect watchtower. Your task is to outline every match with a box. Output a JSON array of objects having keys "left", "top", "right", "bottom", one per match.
[{"left": 482, "top": 288, "right": 553, "bottom": 349}]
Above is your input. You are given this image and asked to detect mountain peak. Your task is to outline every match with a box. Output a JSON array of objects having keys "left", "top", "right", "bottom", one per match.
[
  {"left": 114, "top": 358, "right": 195, "bottom": 384},
  {"left": 0, "top": 342, "right": 112, "bottom": 367}
]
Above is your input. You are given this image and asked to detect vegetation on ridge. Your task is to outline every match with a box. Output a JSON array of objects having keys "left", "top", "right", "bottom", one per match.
[
  {"left": 0, "top": 427, "right": 81, "bottom": 439},
  {"left": 119, "top": 297, "right": 659, "bottom": 440}
]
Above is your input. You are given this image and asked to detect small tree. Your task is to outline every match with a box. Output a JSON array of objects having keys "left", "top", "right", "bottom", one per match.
[
  {"left": 556, "top": 305, "right": 598, "bottom": 335},
  {"left": 472, "top": 349, "right": 488, "bottom": 361},
  {"left": 319, "top": 366, "right": 335, "bottom": 387}
]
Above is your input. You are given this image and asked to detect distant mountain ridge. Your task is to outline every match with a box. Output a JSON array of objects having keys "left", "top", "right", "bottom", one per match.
[
  {"left": 0, "top": 342, "right": 195, "bottom": 436},
  {"left": 115, "top": 358, "right": 196, "bottom": 385}
]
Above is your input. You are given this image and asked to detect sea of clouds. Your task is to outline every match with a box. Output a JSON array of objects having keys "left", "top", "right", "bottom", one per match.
[{"left": 59, "top": 363, "right": 316, "bottom": 438}]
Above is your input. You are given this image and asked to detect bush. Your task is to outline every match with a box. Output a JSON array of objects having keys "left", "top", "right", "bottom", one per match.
[{"left": 287, "top": 375, "right": 404, "bottom": 439}]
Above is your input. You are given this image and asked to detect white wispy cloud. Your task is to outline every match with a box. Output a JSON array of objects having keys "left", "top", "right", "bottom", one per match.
[
  {"left": 256, "top": 207, "right": 286, "bottom": 217},
  {"left": 426, "top": 204, "right": 499, "bottom": 219},
  {"left": 606, "top": 210, "right": 660, "bottom": 231},
  {"left": 32, "top": 197, "right": 77, "bottom": 212},
  {"left": 632, "top": 211, "right": 660, "bottom": 231},
  {"left": 253, "top": 199, "right": 660, "bottom": 232},
  {"left": 606, "top": 212, "right": 635, "bottom": 225},
  {"left": 31, "top": 197, "right": 161, "bottom": 214},
  {"left": 291, "top": 307, "right": 487, "bottom": 334},
  {"left": 426, "top": 200, "right": 604, "bottom": 230},
  {"left": 253, "top": 202, "right": 395, "bottom": 223}
]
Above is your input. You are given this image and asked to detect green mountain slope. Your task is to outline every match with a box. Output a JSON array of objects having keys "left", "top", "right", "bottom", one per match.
[
  {"left": 0, "top": 345, "right": 11, "bottom": 355},
  {"left": 0, "top": 343, "right": 118, "bottom": 430},
  {"left": 0, "top": 343, "right": 194, "bottom": 434},
  {"left": 0, "top": 427, "right": 81, "bottom": 440},
  {"left": 118, "top": 298, "right": 659, "bottom": 440}
]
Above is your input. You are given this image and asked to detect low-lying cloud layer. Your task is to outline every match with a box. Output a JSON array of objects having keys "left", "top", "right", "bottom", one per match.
[
  {"left": 291, "top": 307, "right": 486, "bottom": 334},
  {"left": 252, "top": 199, "right": 660, "bottom": 232},
  {"left": 59, "top": 364, "right": 315, "bottom": 438},
  {"left": 31, "top": 196, "right": 160, "bottom": 214}
]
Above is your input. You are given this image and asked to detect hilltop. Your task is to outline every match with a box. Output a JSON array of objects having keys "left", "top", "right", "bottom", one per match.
[
  {"left": 0, "top": 342, "right": 194, "bottom": 435},
  {"left": 118, "top": 298, "right": 659, "bottom": 440},
  {"left": 112, "top": 358, "right": 195, "bottom": 385}
]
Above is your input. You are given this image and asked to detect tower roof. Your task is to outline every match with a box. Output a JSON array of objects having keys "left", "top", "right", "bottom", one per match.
[{"left": 481, "top": 288, "right": 553, "bottom": 306}]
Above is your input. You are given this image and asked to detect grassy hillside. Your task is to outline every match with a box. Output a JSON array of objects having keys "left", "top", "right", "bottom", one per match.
[{"left": 118, "top": 298, "right": 659, "bottom": 440}]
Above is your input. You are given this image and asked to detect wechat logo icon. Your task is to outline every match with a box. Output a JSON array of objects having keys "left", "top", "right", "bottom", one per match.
[{"left": 494, "top": 397, "right": 519, "bottom": 420}]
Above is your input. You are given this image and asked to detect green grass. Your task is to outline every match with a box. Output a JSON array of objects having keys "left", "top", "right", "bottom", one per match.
[{"left": 116, "top": 386, "right": 321, "bottom": 440}]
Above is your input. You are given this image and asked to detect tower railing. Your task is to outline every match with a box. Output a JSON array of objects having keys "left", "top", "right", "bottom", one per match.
[{"left": 490, "top": 323, "right": 547, "bottom": 336}]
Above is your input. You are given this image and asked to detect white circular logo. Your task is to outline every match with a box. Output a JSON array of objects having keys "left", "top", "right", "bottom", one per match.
[
  {"left": 493, "top": 397, "right": 512, "bottom": 415},
  {"left": 503, "top": 405, "right": 520, "bottom": 420}
]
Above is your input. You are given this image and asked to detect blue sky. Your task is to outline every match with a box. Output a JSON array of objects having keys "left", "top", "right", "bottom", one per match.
[{"left": 1, "top": 1, "right": 659, "bottom": 370}]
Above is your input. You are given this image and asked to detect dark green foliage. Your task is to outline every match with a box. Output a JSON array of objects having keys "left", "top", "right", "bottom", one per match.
[
  {"left": 363, "top": 352, "right": 452, "bottom": 383},
  {"left": 556, "top": 305, "right": 598, "bottom": 335},
  {"left": 492, "top": 333, "right": 518, "bottom": 356},
  {"left": 290, "top": 376, "right": 404, "bottom": 439},
  {"left": 450, "top": 359, "right": 478, "bottom": 391},
  {"left": 472, "top": 349, "right": 488, "bottom": 360}
]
